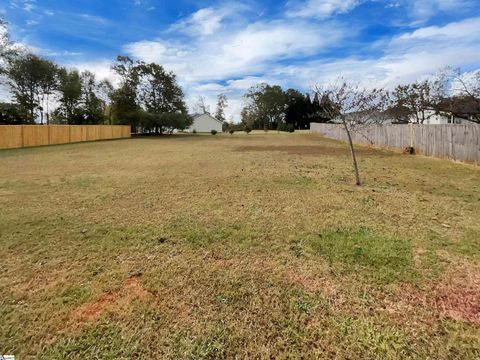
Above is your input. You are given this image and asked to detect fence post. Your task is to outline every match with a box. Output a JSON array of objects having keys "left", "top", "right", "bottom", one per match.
[{"left": 409, "top": 123, "right": 414, "bottom": 148}]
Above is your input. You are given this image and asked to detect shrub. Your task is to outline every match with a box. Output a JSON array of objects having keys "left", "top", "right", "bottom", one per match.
[
  {"left": 276, "top": 122, "right": 287, "bottom": 132},
  {"left": 192, "top": 129, "right": 197, "bottom": 134},
  {"left": 211, "top": 130, "right": 217, "bottom": 135},
  {"left": 229, "top": 130, "right": 234, "bottom": 135},
  {"left": 287, "top": 123, "right": 295, "bottom": 133},
  {"left": 244, "top": 125, "right": 252, "bottom": 134}
]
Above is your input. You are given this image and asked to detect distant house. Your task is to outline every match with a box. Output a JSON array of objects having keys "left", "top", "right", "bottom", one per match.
[
  {"left": 187, "top": 113, "right": 223, "bottom": 133},
  {"left": 410, "top": 110, "right": 466, "bottom": 125}
]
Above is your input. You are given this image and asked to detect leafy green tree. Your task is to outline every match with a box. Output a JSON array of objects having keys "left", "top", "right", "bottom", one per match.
[
  {"left": 0, "top": 102, "right": 28, "bottom": 124},
  {"left": 0, "top": 17, "right": 17, "bottom": 75},
  {"left": 140, "top": 112, "right": 192, "bottom": 134},
  {"left": 135, "top": 62, "right": 187, "bottom": 114},
  {"left": 134, "top": 62, "right": 188, "bottom": 134},
  {"left": 97, "top": 79, "right": 114, "bottom": 124},
  {"left": 284, "top": 89, "right": 310, "bottom": 129},
  {"left": 55, "top": 68, "right": 83, "bottom": 124},
  {"left": 111, "top": 56, "right": 140, "bottom": 128},
  {"left": 242, "top": 84, "right": 287, "bottom": 130},
  {"left": 80, "top": 70, "right": 105, "bottom": 124},
  {"left": 5, "top": 53, "right": 57, "bottom": 123},
  {"left": 39, "top": 59, "right": 58, "bottom": 124}
]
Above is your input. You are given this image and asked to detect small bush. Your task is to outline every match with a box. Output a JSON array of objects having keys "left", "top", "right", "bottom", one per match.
[
  {"left": 229, "top": 130, "right": 234, "bottom": 135},
  {"left": 277, "top": 122, "right": 287, "bottom": 132},
  {"left": 192, "top": 129, "right": 197, "bottom": 134},
  {"left": 211, "top": 130, "right": 217, "bottom": 135},
  {"left": 244, "top": 125, "right": 252, "bottom": 134},
  {"left": 277, "top": 122, "right": 295, "bottom": 132}
]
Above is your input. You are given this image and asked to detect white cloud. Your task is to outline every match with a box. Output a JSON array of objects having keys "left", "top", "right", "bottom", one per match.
[
  {"left": 267, "top": 16, "right": 480, "bottom": 90},
  {"left": 23, "top": 2, "right": 36, "bottom": 12},
  {"left": 66, "top": 59, "right": 117, "bottom": 84},
  {"left": 26, "top": 19, "right": 39, "bottom": 26},
  {"left": 79, "top": 14, "right": 110, "bottom": 25},
  {"left": 169, "top": 2, "right": 250, "bottom": 37},
  {"left": 407, "top": 0, "right": 475, "bottom": 22},
  {"left": 124, "top": 19, "right": 345, "bottom": 81},
  {"left": 286, "top": 0, "right": 361, "bottom": 19},
  {"left": 172, "top": 8, "right": 223, "bottom": 36},
  {"left": 123, "top": 40, "right": 170, "bottom": 63},
  {"left": 394, "top": 17, "right": 480, "bottom": 42}
]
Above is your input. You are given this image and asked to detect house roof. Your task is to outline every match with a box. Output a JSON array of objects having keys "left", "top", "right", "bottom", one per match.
[{"left": 190, "top": 113, "right": 223, "bottom": 124}]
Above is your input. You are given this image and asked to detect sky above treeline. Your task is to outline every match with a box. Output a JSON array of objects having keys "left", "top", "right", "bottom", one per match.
[{"left": 1, "top": 0, "right": 480, "bottom": 120}]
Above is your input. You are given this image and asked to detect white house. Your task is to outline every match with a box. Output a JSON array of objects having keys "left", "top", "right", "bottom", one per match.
[
  {"left": 410, "top": 110, "right": 466, "bottom": 124},
  {"left": 187, "top": 113, "right": 223, "bottom": 133}
]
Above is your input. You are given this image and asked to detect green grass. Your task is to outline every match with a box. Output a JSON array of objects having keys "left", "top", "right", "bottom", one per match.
[
  {"left": 307, "top": 228, "right": 414, "bottom": 283},
  {"left": 0, "top": 132, "right": 479, "bottom": 359}
]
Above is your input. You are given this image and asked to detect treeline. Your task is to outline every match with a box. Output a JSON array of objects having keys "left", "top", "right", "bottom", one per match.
[
  {"left": 238, "top": 84, "right": 330, "bottom": 131},
  {"left": 0, "top": 18, "right": 191, "bottom": 132},
  {"left": 239, "top": 72, "right": 480, "bottom": 130}
]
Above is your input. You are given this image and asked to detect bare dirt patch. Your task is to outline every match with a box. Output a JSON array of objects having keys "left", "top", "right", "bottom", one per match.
[
  {"left": 73, "top": 275, "right": 151, "bottom": 322},
  {"left": 434, "top": 262, "right": 480, "bottom": 325},
  {"left": 391, "top": 261, "right": 480, "bottom": 326}
]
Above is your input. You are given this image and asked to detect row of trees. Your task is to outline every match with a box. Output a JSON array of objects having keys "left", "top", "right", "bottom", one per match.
[
  {"left": 240, "top": 84, "right": 330, "bottom": 131},
  {"left": 0, "top": 18, "right": 192, "bottom": 132},
  {"left": 240, "top": 70, "right": 480, "bottom": 131}
]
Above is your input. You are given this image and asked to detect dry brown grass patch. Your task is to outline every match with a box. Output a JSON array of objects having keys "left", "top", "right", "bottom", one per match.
[
  {"left": 234, "top": 144, "right": 387, "bottom": 157},
  {"left": 73, "top": 275, "right": 151, "bottom": 323}
]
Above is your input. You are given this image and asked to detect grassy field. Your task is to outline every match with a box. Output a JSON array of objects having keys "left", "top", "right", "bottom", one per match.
[{"left": 1, "top": 132, "right": 479, "bottom": 359}]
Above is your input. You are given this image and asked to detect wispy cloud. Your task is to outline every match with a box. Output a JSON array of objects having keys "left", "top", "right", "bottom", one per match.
[{"left": 286, "top": 0, "right": 361, "bottom": 19}]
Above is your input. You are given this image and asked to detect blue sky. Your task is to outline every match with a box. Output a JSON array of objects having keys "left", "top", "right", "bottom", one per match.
[{"left": 1, "top": 0, "right": 480, "bottom": 119}]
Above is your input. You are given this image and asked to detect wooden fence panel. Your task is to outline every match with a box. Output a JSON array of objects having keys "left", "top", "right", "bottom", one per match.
[
  {"left": 100, "top": 126, "right": 113, "bottom": 140},
  {"left": 22, "top": 125, "right": 49, "bottom": 147},
  {"left": 70, "top": 126, "right": 82, "bottom": 143},
  {"left": 122, "top": 126, "right": 131, "bottom": 138},
  {"left": 49, "top": 125, "right": 71, "bottom": 145},
  {"left": 112, "top": 126, "right": 122, "bottom": 139},
  {"left": 0, "top": 125, "right": 23, "bottom": 149},
  {"left": 0, "top": 125, "right": 131, "bottom": 150},
  {"left": 86, "top": 126, "right": 100, "bottom": 141},
  {"left": 311, "top": 123, "right": 480, "bottom": 165}
]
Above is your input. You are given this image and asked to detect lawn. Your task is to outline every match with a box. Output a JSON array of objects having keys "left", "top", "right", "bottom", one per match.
[{"left": 0, "top": 132, "right": 479, "bottom": 359}]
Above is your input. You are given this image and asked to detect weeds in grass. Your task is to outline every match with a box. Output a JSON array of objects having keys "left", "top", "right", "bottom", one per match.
[{"left": 307, "top": 228, "right": 414, "bottom": 283}]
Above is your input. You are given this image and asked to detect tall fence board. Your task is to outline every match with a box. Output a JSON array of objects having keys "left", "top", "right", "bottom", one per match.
[
  {"left": 310, "top": 123, "right": 480, "bottom": 165},
  {"left": 0, "top": 125, "right": 131, "bottom": 150},
  {"left": 0, "top": 125, "right": 23, "bottom": 149}
]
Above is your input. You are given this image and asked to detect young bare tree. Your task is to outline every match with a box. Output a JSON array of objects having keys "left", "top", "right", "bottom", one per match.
[
  {"left": 437, "top": 67, "right": 480, "bottom": 123},
  {"left": 315, "top": 81, "right": 389, "bottom": 186},
  {"left": 215, "top": 93, "right": 227, "bottom": 122},
  {"left": 195, "top": 95, "right": 210, "bottom": 114}
]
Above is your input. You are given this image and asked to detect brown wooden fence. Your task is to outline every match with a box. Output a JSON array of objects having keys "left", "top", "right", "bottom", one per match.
[
  {"left": 310, "top": 123, "right": 480, "bottom": 165},
  {"left": 0, "top": 125, "right": 131, "bottom": 150}
]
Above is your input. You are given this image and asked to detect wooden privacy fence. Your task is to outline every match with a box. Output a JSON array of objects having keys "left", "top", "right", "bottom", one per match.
[
  {"left": 310, "top": 123, "right": 480, "bottom": 165},
  {"left": 0, "top": 125, "right": 131, "bottom": 150}
]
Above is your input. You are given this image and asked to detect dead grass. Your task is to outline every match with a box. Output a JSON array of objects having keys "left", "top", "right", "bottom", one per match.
[{"left": 0, "top": 132, "right": 479, "bottom": 359}]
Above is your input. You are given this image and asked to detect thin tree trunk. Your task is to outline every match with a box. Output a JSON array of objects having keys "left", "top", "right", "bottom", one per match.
[{"left": 342, "top": 119, "right": 361, "bottom": 186}]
